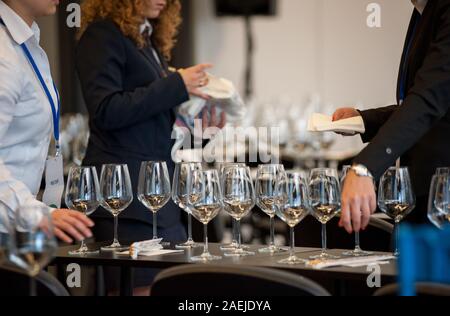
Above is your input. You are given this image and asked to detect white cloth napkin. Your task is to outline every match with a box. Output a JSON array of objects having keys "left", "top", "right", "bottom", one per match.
[
  {"left": 305, "top": 255, "right": 395, "bottom": 270},
  {"left": 172, "top": 74, "right": 246, "bottom": 162},
  {"left": 117, "top": 239, "right": 182, "bottom": 259},
  {"left": 307, "top": 113, "right": 365, "bottom": 134}
]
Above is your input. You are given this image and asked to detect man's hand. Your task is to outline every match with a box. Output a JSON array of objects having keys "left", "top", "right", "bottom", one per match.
[
  {"left": 339, "top": 170, "right": 377, "bottom": 233},
  {"left": 332, "top": 107, "right": 361, "bottom": 121},
  {"left": 51, "top": 210, "right": 94, "bottom": 244}
]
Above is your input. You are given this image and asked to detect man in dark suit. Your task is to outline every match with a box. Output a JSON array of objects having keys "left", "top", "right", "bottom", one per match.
[{"left": 333, "top": 0, "right": 450, "bottom": 233}]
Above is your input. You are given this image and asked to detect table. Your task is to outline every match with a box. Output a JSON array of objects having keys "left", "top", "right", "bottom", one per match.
[{"left": 52, "top": 243, "right": 397, "bottom": 296}]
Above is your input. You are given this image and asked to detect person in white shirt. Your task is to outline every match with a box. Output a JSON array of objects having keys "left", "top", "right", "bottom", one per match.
[{"left": 0, "top": 0, "right": 93, "bottom": 243}]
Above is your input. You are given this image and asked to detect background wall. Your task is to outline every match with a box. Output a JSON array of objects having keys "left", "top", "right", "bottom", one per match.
[{"left": 193, "top": 0, "right": 412, "bottom": 109}]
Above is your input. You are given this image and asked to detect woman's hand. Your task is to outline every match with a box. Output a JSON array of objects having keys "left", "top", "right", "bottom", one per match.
[
  {"left": 50, "top": 210, "right": 94, "bottom": 244},
  {"left": 178, "top": 63, "right": 213, "bottom": 100}
]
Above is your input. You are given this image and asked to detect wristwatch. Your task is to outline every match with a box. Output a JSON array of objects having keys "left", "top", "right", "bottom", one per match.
[{"left": 351, "top": 164, "right": 374, "bottom": 179}]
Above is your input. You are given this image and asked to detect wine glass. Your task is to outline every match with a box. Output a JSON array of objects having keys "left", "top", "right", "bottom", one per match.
[
  {"left": 188, "top": 169, "right": 223, "bottom": 262},
  {"left": 378, "top": 167, "right": 416, "bottom": 256},
  {"left": 309, "top": 168, "right": 341, "bottom": 259},
  {"left": 138, "top": 161, "right": 171, "bottom": 246},
  {"left": 65, "top": 166, "right": 100, "bottom": 255},
  {"left": 256, "top": 164, "right": 287, "bottom": 254},
  {"left": 434, "top": 174, "right": 450, "bottom": 222},
  {"left": 428, "top": 174, "right": 449, "bottom": 229},
  {"left": 9, "top": 205, "right": 58, "bottom": 295},
  {"left": 341, "top": 166, "right": 373, "bottom": 257},
  {"left": 276, "top": 172, "right": 311, "bottom": 265},
  {"left": 172, "top": 162, "right": 202, "bottom": 249},
  {"left": 0, "top": 209, "right": 12, "bottom": 266},
  {"left": 222, "top": 167, "right": 256, "bottom": 257},
  {"left": 100, "top": 164, "right": 134, "bottom": 251},
  {"left": 218, "top": 163, "right": 247, "bottom": 251}
]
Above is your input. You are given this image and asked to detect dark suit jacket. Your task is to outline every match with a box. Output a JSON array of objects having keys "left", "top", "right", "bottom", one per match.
[
  {"left": 76, "top": 19, "right": 189, "bottom": 228},
  {"left": 354, "top": 1, "right": 450, "bottom": 205}
]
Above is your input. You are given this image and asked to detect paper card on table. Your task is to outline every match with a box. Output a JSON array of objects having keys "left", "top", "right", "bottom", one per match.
[
  {"left": 307, "top": 113, "right": 365, "bottom": 134},
  {"left": 306, "top": 255, "right": 396, "bottom": 270}
]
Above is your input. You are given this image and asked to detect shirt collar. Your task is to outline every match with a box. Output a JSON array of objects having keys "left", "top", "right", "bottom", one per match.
[
  {"left": 0, "top": 0, "right": 40, "bottom": 45},
  {"left": 140, "top": 19, "right": 153, "bottom": 37},
  {"left": 411, "top": 0, "right": 428, "bottom": 14}
]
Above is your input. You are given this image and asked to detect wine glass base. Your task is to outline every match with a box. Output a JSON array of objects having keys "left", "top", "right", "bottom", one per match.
[
  {"left": 220, "top": 243, "right": 250, "bottom": 251},
  {"left": 191, "top": 252, "right": 222, "bottom": 262},
  {"left": 309, "top": 252, "right": 340, "bottom": 260},
  {"left": 278, "top": 256, "right": 307, "bottom": 265},
  {"left": 176, "top": 241, "right": 202, "bottom": 249},
  {"left": 69, "top": 248, "right": 100, "bottom": 256},
  {"left": 342, "top": 249, "right": 374, "bottom": 257},
  {"left": 258, "top": 245, "right": 285, "bottom": 254},
  {"left": 224, "top": 249, "right": 255, "bottom": 257},
  {"left": 101, "top": 242, "right": 128, "bottom": 252}
]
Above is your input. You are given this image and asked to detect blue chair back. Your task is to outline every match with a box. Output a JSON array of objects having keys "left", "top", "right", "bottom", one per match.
[{"left": 399, "top": 224, "right": 450, "bottom": 296}]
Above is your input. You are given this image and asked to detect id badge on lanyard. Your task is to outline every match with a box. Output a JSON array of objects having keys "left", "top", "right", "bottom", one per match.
[{"left": 20, "top": 42, "right": 64, "bottom": 209}]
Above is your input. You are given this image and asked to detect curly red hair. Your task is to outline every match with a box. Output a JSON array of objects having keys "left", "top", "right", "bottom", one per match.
[{"left": 78, "top": 0, "right": 182, "bottom": 60}]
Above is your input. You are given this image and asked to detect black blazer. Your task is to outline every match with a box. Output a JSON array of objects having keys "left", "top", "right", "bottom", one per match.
[
  {"left": 76, "top": 20, "right": 189, "bottom": 228},
  {"left": 354, "top": 0, "right": 450, "bottom": 200}
]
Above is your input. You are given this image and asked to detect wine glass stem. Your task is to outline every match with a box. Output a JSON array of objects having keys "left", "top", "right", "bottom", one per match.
[
  {"left": 394, "top": 221, "right": 399, "bottom": 256},
  {"left": 113, "top": 215, "right": 119, "bottom": 244},
  {"left": 355, "top": 231, "right": 361, "bottom": 251},
  {"left": 290, "top": 227, "right": 295, "bottom": 258},
  {"left": 153, "top": 212, "right": 158, "bottom": 240},
  {"left": 203, "top": 224, "right": 209, "bottom": 255},
  {"left": 236, "top": 220, "right": 242, "bottom": 249},
  {"left": 269, "top": 216, "right": 275, "bottom": 247},
  {"left": 30, "top": 277, "right": 37, "bottom": 297},
  {"left": 187, "top": 213, "right": 193, "bottom": 242},
  {"left": 232, "top": 218, "right": 238, "bottom": 244},
  {"left": 321, "top": 223, "right": 327, "bottom": 255}
]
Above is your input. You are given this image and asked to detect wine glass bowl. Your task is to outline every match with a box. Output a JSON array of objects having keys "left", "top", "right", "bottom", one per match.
[
  {"left": 100, "top": 164, "right": 133, "bottom": 252},
  {"left": 65, "top": 166, "right": 100, "bottom": 255},
  {"left": 188, "top": 169, "right": 223, "bottom": 262},
  {"left": 308, "top": 168, "right": 341, "bottom": 259},
  {"left": 378, "top": 167, "right": 416, "bottom": 256},
  {"left": 222, "top": 166, "right": 256, "bottom": 257}
]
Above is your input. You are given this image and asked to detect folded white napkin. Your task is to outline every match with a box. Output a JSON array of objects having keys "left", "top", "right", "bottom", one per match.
[
  {"left": 306, "top": 255, "right": 395, "bottom": 270},
  {"left": 117, "top": 239, "right": 184, "bottom": 259},
  {"left": 172, "top": 74, "right": 246, "bottom": 161},
  {"left": 307, "top": 113, "right": 365, "bottom": 134}
]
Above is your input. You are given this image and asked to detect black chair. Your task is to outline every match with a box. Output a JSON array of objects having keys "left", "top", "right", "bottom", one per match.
[
  {"left": 0, "top": 266, "right": 69, "bottom": 296},
  {"left": 151, "top": 265, "right": 331, "bottom": 296},
  {"left": 374, "top": 283, "right": 450, "bottom": 297}
]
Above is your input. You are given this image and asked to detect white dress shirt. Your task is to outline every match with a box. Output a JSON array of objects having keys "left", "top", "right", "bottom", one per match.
[
  {"left": 411, "top": 0, "right": 428, "bottom": 14},
  {"left": 0, "top": 1, "right": 57, "bottom": 225}
]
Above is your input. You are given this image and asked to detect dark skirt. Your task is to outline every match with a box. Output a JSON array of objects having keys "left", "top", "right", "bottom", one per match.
[{"left": 92, "top": 217, "right": 187, "bottom": 291}]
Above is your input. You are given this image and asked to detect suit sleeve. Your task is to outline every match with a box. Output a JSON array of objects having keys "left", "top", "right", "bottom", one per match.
[
  {"left": 75, "top": 21, "right": 190, "bottom": 131},
  {"left": 358, "top": 105, "right": 397, "bottom": 143},
  {"left": 354, "top": 1, "right": 450, "bottom": 179}
]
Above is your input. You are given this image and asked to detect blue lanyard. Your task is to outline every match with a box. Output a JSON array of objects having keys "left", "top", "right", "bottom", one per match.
[{"left": 0, "top": 18, "right": 61, "bottom": 154}]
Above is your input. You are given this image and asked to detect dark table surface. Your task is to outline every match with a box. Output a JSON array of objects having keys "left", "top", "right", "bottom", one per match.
[{"left": 53, "top": 242, "right": 397, "bottom": 295}]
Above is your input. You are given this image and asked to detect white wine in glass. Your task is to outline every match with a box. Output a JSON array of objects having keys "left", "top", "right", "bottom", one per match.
[
  {"left": 222, "top": 167, "right": 256, "bottom": 257},
  {"left": 172, "top": 163, "right": 203, "bottom": 249},
  {"left": 256, "top": 164, "right": 287, "bottom": 254},
  {"left": 138, "top": 161, "right": 171, "bottom": 246},
  {"left": 65, "top": 166, "right": 100, "bottom": 255},
  {"left": 188, "top": 170, "right": 223, "bottom": 262},
  {"left": 378, "top": 167, "right": 416, "bottom": 257},
  {"left": 309, "top": 168, "right": 341, "bottom": 259},
  {"left": 100, "top": 164, "right": 134, "bottom": 252},
  {"left": 276, "top": 172, "right": 311, "bottom": 265}
]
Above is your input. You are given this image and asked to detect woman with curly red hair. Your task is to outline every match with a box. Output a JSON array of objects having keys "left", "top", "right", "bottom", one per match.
[{"left": 76, "top": 0, "right": 224, "bottom": 295}]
